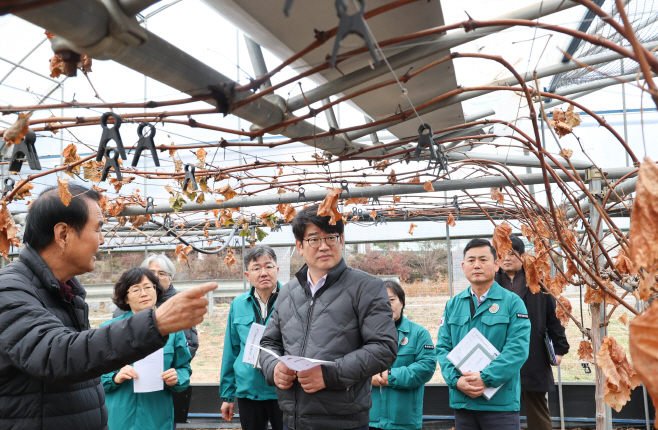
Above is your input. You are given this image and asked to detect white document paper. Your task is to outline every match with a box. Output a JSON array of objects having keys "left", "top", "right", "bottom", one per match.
[
  {"left": 133, "top": 348, "right": 164, "bottom": 393},
  {"left": 255, "top": 345, "right": 332, "bottom": 372},
  {"left": 446, "top": 327, "right": 503, "bottom": 400},
  {"left": 242, "top": 323, "right": 266, "bottom": 368}
]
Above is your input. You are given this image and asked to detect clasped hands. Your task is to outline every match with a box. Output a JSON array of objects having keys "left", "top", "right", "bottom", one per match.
[
  {"left": 274, "top": 361, "right": 325, "bottom": 393},
  {"left": 113, "top": 365, "right": 178, "bottom": 386},
  {"left": 456, "top": 371, "right": 486, "bottom": 398}
]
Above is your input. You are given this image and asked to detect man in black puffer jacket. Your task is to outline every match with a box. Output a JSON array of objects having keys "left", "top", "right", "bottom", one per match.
[
  {"left": 260, "top": 204, "right": 398, "bottom": 430},
  {"left": 0, "top": 184, "right": 216, "bottom": 430}
]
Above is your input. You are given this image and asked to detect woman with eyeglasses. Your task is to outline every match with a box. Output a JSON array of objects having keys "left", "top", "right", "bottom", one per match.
[
  {"left": 101, "top": 267, "right": 192, "bottom": 430},
  {"left": 113, "top": 253, "right": 199, "bottom": 357}
]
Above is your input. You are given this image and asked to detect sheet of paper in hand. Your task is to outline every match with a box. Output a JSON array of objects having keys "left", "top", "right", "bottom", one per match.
[
  {"left": 446, "top": 327, "right": 503, "bottom": 400},
  {"left": 255, "top": 345, "right": 332, "bottom": 372},
  {"left": 133, "top": 348, "right": 164, "bottom": 393},
  {"left": 242, "top": 323, "right": 266, "bottom": 369}
]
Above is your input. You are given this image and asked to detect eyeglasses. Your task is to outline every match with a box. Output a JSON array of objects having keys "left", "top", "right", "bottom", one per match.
[
  {"left": 150, "top": 270, "right": 171, "bottom": 279},
  {"left": 249, "top": 265, "right": 277, "bottom": 274},
  {"left": 303, "top": 235, "right": 341, "bottom": 248},
  {"left": 128, "top": 284, "right": 156, "bottom": 295}
]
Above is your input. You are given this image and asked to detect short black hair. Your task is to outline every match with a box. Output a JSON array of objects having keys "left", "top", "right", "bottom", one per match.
[
  {"left": 384, "top": 280, "right": 405, "bottom": 309},
  {"left": 292, "top": 204, "right": 344, "bottom": 243},
  {"left": 23, "top": 183, "right": 101, "bottom": 252},
  {"left": 244, "top": 245, "right": 277, "bottom": 268},
  {"left": 510, "top": 236, "right": 525, "bottom": 255},
  {"left": 463, "top": 238, "right": 497, "bottom": 261},
  {"left": 113, "top": 268, "right": 164, "bottom": 312}
]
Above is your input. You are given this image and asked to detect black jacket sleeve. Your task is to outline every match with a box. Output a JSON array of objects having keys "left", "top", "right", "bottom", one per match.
[
  {"left": 0, "top": 289, "right": 169, "bottom": 384},
  {"left": 545, "top": 293, "right": 570, "bottom": 356}
]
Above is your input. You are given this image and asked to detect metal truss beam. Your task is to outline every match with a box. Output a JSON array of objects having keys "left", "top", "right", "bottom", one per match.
[
  {"left": 346, "top": 40, "right": 658, "bottom": 142},
  {"left": 286, "top": 0, "right": 580, "bottom": 113},
  {"left": 15, "top": 0, "right": 355, "bottom": 155}
]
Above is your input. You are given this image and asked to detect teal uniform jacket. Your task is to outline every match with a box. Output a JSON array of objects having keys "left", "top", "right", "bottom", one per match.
[
  {"left": 369, "top": 315, "right": 436, "bottom": 430},
  {"left": 101, "top": 311, "right": 192, "bottom": 430},
  {"left": 437, "top": 281, "right": 530, "bottom": 412},
  {"left": 219, "top": 284, "right": 281, "bottom": 402}
]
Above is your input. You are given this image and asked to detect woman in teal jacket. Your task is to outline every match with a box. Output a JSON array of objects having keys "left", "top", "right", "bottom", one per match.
[
  {"left": 101, "top": 268, "right": 192, "bottom": 430},
  {"left": 370, "top": 281, "right": 436, "bottom": 430}
]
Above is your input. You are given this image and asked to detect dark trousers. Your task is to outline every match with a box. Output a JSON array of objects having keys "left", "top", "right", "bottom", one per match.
[
  {"left": 237, "top": 397, "right": 284, "bottom": 430},
  {"left": 523, "top": 391, "right": 553, "bottom": 430},
  {"left": 454, "top": 408, "right": 520, "bottom": 430},
  {"left": 285, "top": 424, "right": 367, "bottom": 430}
]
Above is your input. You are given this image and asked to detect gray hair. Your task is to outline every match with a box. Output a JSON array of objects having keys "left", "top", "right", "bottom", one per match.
[
  {"left": 244, "top": 245, "right": 277, "bottom": 268},
  {"left": 141, "top": 253, "right": 176, "bottom": 280}
]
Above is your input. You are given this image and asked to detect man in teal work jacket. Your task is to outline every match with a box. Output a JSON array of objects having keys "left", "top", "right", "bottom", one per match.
[
  {"left": 220, "top": 245, "right": 283, "bottom": 430},
  {"left": 437, "top": 238, "right": 531, "bottom": 430}
]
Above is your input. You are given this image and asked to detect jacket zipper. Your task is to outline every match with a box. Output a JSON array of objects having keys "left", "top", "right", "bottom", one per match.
[{"left": 296, "top": 296, "right": 315, "bottom": 428}]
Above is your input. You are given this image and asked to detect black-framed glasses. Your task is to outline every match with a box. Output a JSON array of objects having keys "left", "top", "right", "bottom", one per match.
[
  {"left": 303, "top": 235, "right": 341, "bottom": 248},
  {"left": 128, "top": 284, "right": 156, "bottom": 295},
  {"left": 248, "top": 265, "right": 277, "bottom": 274}
]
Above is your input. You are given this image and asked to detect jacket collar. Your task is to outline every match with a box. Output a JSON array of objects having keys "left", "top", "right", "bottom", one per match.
[
  {"left": 496, "top": 267, "right": 529, "bottom": 301},
  {"left": 18, "top": 244, "right": 86, "bottom": 300},
  {"left": 464, "top": 281, "right": 504, "bottom": 318},
  {"left": 295, "top": 258, "right": 348, "bottom": 298},
  {"left": 157, "top": 283, "right": 178, "bottom": 305},
  {"left": 245, "top": 281, "right": 282, "bottom": 303},
  {"left": 397, "top": 315, "right": 411, "bottom": 334}
]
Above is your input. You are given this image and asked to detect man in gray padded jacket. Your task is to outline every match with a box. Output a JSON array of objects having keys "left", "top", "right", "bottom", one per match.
[{"left": 260, "top": 204, "right": 398, "bottom": 430}]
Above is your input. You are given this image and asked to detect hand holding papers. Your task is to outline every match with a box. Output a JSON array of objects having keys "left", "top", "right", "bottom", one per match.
[
  {"left": 256, "top": 345, "right": 332, "bottom": 372},
  {"left": 133, "top": 348, "right": 164, "bottom": 393},
  {"left": 242, "top": 323, "right": 266, "bottom": 368},
  {"left": 447, "top": 328, "right": 502, "bottom": 400}
]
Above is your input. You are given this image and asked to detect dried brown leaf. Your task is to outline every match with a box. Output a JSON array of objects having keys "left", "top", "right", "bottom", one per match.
[
  {"left": 49, "top": 55, "right": 64, "bottom": 78},
  {"left": 578, "top": 340, "right": 594, "bottom": 364},
  {"left": 224, "top": 246, "right": 235, "bottom": 266},
  {"left": 555, "top": 296, "right": 572, "bottom": 327},
  {"left": 597, "top": 336, "right": 641, "bottom": 412},
  {"left": 0, "top": 200, "right": 19, "bottom": 259},
  {"left": 283, "top": 205, "right": 296, "bottom": 223},
  {"left": 128, "top": 215, "right": 150, "bottom": 228},
  {"left": 316, "top": 188, "right": 342, "bottom": 226},
  {"left": 523, "top": 254, "right": 541, "bottom": 294},
  {"left": 196, "top": 148, "right": 207, "bottom": 164},
  {"left": 423, "top": 181, "right": 434, "bottom": 192},
  {"left": 409, "top": 173, "right": 420, "bottom": 184},
  {"left": 446, "top": 213, "right": 456, "bottom": 227},
  {"left": 630, "top": 158, "right": 658, "bottom": 274},
  {"left": 217, "top": 184, "right": 237, "bottom": 201},
  {"left": 565, "top": 104, "right": 582, "bottom": 128},
  {"left": 629, "top": 301, "right": 658, "bottom": 424},
  {"left": 13, "top": 182, "right": 34, "bottom": 201},
  {"left": 584, "top": 286, "right": 604, "bottom": 304},
  {"left": 614, "top": 249, "right": 635, "bottom": 275},
  {"left": 559, "top": 148, "right": 573, "bottom": 160},
  {"left": 57, "top": 177, "right": 72, "bottom": 207},
  {"left": 490, "top": 187, "right": 504, "bottom": 204},
  {"left": 618, "top": 314, "right": 629, "bottom": 326},
  {"left": 388, "top": 170, "right": 397, "bottom": 183},
  {"left": 492, "top": 222, "right": 512, "bottom": 260},
  {"left": 3, "top": 112, "right": 32, "bottom": 145},
  {"left": 408, "top": 223, "right": 418, "bottom": 235}
]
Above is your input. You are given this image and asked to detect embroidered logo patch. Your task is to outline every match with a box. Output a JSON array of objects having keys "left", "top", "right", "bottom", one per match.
[
  {"left": 517, "top": 313, "right": 529, "bottom": 319},
  {"left": 401, "top": 337, "right": 409, "bottom": 345},
  {"left": 439, "top": 317, "right": 445, "bottom": 327},
  {"left": 424, "top": 345, "right": 435, "bottom": 350},
  {"left": 489, "top": 303, "right": 500, "bottom": 314}
]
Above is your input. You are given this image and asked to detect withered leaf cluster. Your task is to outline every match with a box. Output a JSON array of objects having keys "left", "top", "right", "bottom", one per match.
[{"left": 596, "top": 336, "right": 641, "bottom": 412}]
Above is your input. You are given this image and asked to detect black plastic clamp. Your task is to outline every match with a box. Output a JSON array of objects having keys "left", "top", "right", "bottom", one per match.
[{"left": 96, "top": 112, "right": 126, "bottom": 161}]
